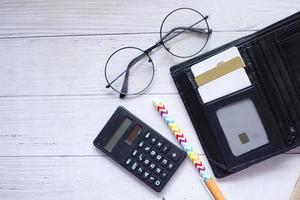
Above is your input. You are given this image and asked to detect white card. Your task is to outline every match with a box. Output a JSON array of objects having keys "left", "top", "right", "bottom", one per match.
[{"left": 191, "top": 47, "right": 251, "bottom": 103}]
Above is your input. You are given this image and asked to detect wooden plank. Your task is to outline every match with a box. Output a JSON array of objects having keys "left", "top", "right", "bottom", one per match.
[
  {"left": 0, "top": 32, "right": 249, "bottom": 97},
  {"left": 0, "top": 154, "right": 299, "bottom": 200},
  {"left": 1, "top": 95, "right": 299, "bottom": 156},
  {"left": 0, "top": 0, "right": 299, "bottom": 37},
  {"left": 0, "top": 95, "right": 203, "bottom": 156}
]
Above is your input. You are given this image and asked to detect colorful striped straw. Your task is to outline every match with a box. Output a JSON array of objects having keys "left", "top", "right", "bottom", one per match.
[{"left": 153, "top": 98, "right": 225, "bottom": 200}]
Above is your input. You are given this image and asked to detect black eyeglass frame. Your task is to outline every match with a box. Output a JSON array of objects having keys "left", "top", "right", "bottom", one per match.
[
  {"left": 159, "top": 7, "right": 211, "bottom": 58},
  {"left": 104, "top": 7, "right": 212, "bottom": 98},
  {"left": 104, "top": 46, "right": 155, "bottom": 97}
]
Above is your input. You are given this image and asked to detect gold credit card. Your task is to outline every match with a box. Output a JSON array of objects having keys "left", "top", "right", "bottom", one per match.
[{"left": 195, "top": 56, "right": 245, "bottom": 87}]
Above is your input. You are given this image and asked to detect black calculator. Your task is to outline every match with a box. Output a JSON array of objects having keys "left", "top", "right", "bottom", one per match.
[{"left": 93, "top": 106, "right": 187, "bottom": 192}]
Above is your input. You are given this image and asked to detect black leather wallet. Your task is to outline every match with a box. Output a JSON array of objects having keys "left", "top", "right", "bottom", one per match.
[{"left": 170, "top": 12, "right": 300, "bottom": 178}]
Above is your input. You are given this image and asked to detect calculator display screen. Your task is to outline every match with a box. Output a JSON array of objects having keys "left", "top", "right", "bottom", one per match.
[
  {"left": 105, "top": 117, "right": 132, "bottom": 152},
  {"left": 125, "top": 125, "right": 142, "bottom": 145}
]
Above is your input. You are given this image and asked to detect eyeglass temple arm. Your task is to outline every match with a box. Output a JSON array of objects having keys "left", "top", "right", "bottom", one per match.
[
  {"left": 105, "top": 52, "right": 148, "bottom": 90},
  {"left": 119, "top": 35, "right": 167, "bottom": 98},
  {"left": 119, "top": 52, "right": 150, "bottom": 98},
  {"left": 172, "top": 27, "right": 212, "bottom": 34}
]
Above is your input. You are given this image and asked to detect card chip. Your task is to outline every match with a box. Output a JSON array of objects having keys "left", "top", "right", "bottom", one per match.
[{"left": 239, "top": 132, "right": 250, "bottom": 144}]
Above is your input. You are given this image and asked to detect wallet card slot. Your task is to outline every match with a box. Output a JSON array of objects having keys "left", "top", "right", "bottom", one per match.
[
  {"left": 263, "top": 39, "right": 300, "bottom": 116},
  {"left": 203, "top": 85, "right": 284, "bottom": 170},
  {"left": 258, "top": 41, "right": 298, "bottom": 119},
  {"left": 274, "top": 33, "right": 300, "bottom": 102},
  {"left": 243, "top": 42, "right": 298, "bottom": 145},
  {"left": 241, "top": 45, "right": 286, "bottom": 129},
  {"left": 260, "top": 39, "right": 300, "bottom": 145}
]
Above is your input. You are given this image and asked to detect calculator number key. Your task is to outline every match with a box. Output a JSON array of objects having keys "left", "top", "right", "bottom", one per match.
[
  {"left": 137, "top": 153, "right": 145, "bottom": 162},
  {"left": 137, "top": 167, "right": 144, "bottom": 175},
  {"left": 149, "top": 150, "right": 156, "bottom": 158},
  {"left": 143, "top": 145, "right": 151, "bottom": 153},
  {"left": 148, "top": 175, "right": 155, "bottom": 184},
  {"left": 154, "top": 180, "right": 161, "bottom": 187},
  {"left": 131, "top": 162, "right": 138, "bottom": 171},
  {"left": 143, "top": 158, "right": 150, "bottom": 166},
  {"left": 155, "top": 166, "right": 162, "bottom": 175},
  {"left": 142, "top": 171, "right": 150, "bottom": 179},
  {"left": 167, "top": 162, "right": 174, "bottom": 171},
  {"left": 155, "top": 154, "right": 162, "bottom": 162},
  {"left": 161, "top": 158, "right": 168, "bottom": 166},
  {"left": 149, "top": 162, "right": 156, "bottom": 170}
]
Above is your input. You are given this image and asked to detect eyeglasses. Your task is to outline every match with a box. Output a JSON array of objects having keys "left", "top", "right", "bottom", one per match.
[{"left": 104, "top": 7, "right": 212, "bottom": 98}]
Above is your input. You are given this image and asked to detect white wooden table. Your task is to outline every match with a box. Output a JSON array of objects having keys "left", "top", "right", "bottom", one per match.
[{"left": 0, "top": 1, "right": 300, "bottom": 199}]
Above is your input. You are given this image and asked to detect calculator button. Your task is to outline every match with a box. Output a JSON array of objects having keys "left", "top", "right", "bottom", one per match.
[
  {"left": 149, "top": 150, "right": 156, "bottom": 158},
  {"left": 143, "top": 158, "right": 150, "bottom": 166},
  {"left": 156, "top": 141, "right": 163, "bottom": 149},
  {"left": 137, "top": 167, "right": 144, "bottom": 175},
  {"left": 150, "top": 137, "right": 157, "bottom": 144},
  {"left": 145, "top": 132, "right": 151, "bottom": 139},
  {"left": 167, "top": 149, "right": 181, "bottom": 162},
  {"left": 155, "top": 166, "right": 162, "bottom": 175},
  {"left": 148, "top": 175, "right": 155, "bottom": 184},
  {"left": 132, "top": 149, "right": 138, "bottom": 157},
  {"left": 167, "top": 162, "right": 174, "bottom": 171},
  {"left": 162, "top": 144, "right": 170, "bottom": 153},
  {"left": 144, "top": 145, "right": 151, "bottom": 153},
  {"left": 137, "top": 153, "right": 145, "bottom": 162},
  {"left": 138, "top": 141, "right": 144, "bottom": 148},
  {"left": 160, "top": 171, "right": 169, "bottom": 180},
  {"left": 131, "top": 162, "right": 138, "bottom": 171},
  {"left": 142, "top": 171, "right": 150, "bottom": 179},
  {"left": 161, "top": 158, "right": 168, "bottom": 166},
  {"left": 125, "top": 158, "right": 132, "bottom": 166},
  {"left": 155, "top": 154, "right": 162, "bottom": 162},
  {"left": 149, "top": 162, "right": 156, "bottom": 170},
  {"left": 154, "top": 180, "right": 161, "bottom": 187}
]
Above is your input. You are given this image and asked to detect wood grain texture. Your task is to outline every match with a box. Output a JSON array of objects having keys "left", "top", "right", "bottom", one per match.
[
  {"left": 0, "top": 95, "right": 203, "bottom": 156},
  {"left": 0, "top": 32, "right": 249, "bottom": 97},
  {"left": 0, "top": 95, "right": 299, "bottom": 157},
  {"left": 0, "top": 0, "right": 299, "bottom": 37},
  {"left": 0, "top": 154, "right": 299, "bottom": 200},
  {"left": 0, "top": 0, "right": 300, "bottom": 200}
]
